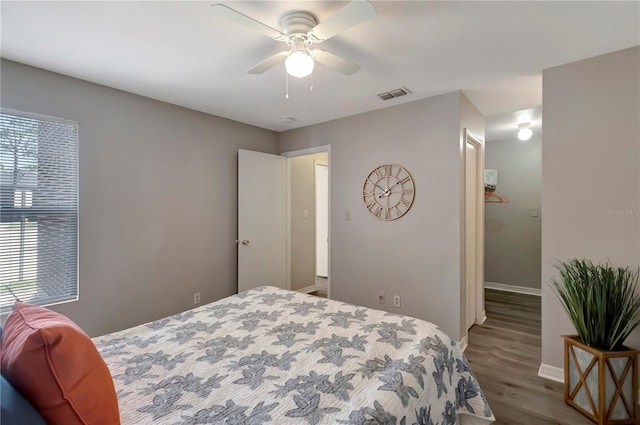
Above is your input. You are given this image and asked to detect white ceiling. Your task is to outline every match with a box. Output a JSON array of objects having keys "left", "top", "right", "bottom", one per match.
[{"left": 1, "top": 1, "right": 638, "bottom": 132}]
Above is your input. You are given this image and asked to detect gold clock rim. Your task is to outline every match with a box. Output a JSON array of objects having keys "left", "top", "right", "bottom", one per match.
[{"left": 362, "top": 163, "right": 415, "bottom": 221}]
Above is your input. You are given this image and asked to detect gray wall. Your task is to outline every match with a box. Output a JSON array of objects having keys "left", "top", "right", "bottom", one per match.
[
  {"left": 0, "top": 59, "right": 279, "bottom": 337},
  {"left": 541, "top": 47, "right": 640, "bottom": 370},
  {"left": 289, "top": 152, "right": 328, "bottom": 291},
  {"left": 484, "top": 135, "right": 542, "bottom": 290},
  {"left": 280, "top": 91, "right": 484, "bottom": 340}
]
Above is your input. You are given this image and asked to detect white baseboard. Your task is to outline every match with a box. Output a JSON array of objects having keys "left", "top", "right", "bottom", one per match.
[
  {"left": 459, "top": 335, "right": 468, "bottom": 352},
  {"left": 297, "top": 285, "right": 316, "bottom": 294},
  {"left": 485, "top": 281, "right": 541, "bottom": 297},
  {"left": 476, "top": 310, "right": 487, "bottom": 325},
  {"left": 538, "top": 363, "right": 564, "bottom": 383}
]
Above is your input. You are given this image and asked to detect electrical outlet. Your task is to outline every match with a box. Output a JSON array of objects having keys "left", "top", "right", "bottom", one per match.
[
  {"left": 393, "top": 295, "right": 401, "bottom": 308},
  {"left": 378, "top": 292, "right": 385, "bottom": 304},
  {"left": 194, "top": 292, "right": 201, "bottom": 305}
]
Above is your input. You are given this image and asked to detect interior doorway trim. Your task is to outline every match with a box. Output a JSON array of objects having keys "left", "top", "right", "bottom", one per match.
[
  {"left": 462, "top": 130, "right": 486, "bottom": 341},
  {"left": 314, "top": 160, "right": 329, "bottom": 280},
  {"left": 281, "top": 145, "right": 332, "bottom": 299}
]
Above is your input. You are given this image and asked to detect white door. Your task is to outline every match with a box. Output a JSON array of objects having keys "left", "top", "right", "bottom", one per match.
[
  {"left": 238, "top": 149, "right": 287, "bottom": 292},
  {"left": 465, "top": 142, "right": 477, "bottom": 330},
  {"left": 315, "top": 162, "right": 328, "bottom": 277}
]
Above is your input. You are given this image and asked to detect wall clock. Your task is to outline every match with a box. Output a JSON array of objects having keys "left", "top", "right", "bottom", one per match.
[{"left": 363, "top": 164, "right": 415, "bottom": 220}]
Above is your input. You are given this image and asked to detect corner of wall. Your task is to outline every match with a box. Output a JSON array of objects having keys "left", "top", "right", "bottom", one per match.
[{"left": 541, "top": 46, "right": 640, "bottom": 369}]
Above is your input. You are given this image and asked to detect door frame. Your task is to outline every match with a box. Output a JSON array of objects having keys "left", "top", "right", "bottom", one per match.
[
  {"left": 461, "top": 130, "right": 486, "bottom": 346},
  {"left": 465, "top": 140, "right": 478, "bottom": 331},
  {"left": 314, "top": 160, "right": 329, "bottom": 279},
  {"left": 281, "top": 145, "right": 332, "bottom": 299}
]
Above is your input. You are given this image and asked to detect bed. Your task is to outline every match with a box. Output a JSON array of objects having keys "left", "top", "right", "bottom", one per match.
[{"left": 93, "top": 286, "right": 495, "bottom": 425}]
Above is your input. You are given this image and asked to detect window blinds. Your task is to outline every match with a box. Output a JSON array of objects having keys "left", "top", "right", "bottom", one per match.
[{"left": 0, "top": 110, "right": 78, "bottom": 309}]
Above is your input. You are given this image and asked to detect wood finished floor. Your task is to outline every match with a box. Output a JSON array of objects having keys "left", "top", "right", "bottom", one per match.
[
  {"left": 308, "top": 288, "right": 327, "bottom": 298},
  {"left": 466, "top": 289, "right": 593, "bottom": 425}
]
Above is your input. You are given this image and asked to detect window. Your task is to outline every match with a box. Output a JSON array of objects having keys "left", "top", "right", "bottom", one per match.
[{"left": 0, "top": 110, "right": 78, "bottom": 309}]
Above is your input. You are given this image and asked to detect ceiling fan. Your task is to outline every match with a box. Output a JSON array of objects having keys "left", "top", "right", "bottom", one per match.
[{"left": 211, "top": 1, "right": 376, "bottom": 78}]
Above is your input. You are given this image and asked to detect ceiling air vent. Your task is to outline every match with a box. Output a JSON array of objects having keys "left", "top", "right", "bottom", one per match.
[{"left": 377, "top": 87, "right": 412, "bottom": 101}]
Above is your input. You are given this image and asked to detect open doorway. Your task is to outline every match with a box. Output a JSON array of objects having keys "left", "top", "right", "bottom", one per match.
[
  {"left": 282, "top": 146, "right": 331, "bottom": 298},
  {"left": 483, "top": 107, "right": 542, "bottom": 297},
  {"left": 463, "top": 107, "right": 546, "bottom": 420}
]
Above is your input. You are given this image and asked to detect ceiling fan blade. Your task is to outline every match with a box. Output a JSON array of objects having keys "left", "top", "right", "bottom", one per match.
[
  {"left": 312, "top": 50, "right": 361, "bottom": 75},
  {"left": 309, "top": 1, "right": 376, "bottom": 42},
  {"left": 247, "top": 51, "right": 289, "bottom": 74},
  {"left": 211, "top": 4, "right": 284, "bottom": 40}
]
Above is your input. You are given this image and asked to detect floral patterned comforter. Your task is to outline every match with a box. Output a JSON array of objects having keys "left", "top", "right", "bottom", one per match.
[{"left": 93, "top": 286, "right": 494, "bottom": 424}]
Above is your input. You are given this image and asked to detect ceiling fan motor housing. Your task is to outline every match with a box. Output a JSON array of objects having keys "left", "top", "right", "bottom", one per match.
[{"left": 280, "top": 11, "right": 317, "bottom": 37}]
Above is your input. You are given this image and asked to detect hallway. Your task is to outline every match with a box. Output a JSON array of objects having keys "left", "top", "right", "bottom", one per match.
[{"left": 465, "top": 289, "right": 592, "bottom": 425}]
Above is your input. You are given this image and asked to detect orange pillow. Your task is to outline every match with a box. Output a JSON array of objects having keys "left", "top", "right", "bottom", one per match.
[{"left": 0, "top": 302, "right": 120, "bottom": 425}]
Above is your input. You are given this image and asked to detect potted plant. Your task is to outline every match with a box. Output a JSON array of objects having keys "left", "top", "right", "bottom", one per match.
[{"left": 551, "top": 258, "right": 640, "bottom": 425}]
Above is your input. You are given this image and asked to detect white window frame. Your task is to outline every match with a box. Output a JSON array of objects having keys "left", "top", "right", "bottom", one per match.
[{"left": 0, "top": 108, "right": 80, "bottom": 313}]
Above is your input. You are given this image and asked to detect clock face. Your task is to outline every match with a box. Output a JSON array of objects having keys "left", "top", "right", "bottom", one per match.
[{"left": 363, "top": 164, "right": 415, "bottom": 220}]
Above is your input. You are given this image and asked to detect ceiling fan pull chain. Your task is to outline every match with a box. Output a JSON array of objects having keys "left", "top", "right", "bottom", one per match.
[
  {"left": 285, "top": 71, "right": 289, "bottom": 99},
  {"left": 310, "top": 72, "right": 314, "bottom": 92}
]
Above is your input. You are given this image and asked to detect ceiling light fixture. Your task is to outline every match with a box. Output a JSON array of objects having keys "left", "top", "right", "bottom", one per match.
[
  {"left": 285, "top": 50, "right": 314, "bottom": 78},
  {"left": 517, "top": 122, "right": 533, "bottom": 141}
]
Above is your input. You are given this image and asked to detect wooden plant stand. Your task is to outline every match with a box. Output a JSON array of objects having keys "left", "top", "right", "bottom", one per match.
[{"left": 563, "top": 335, "right": 639, "bottom": 425}]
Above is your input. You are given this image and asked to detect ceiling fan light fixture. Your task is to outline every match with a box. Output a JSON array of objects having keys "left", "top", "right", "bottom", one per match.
[
  {"left": 517, "top": 122, "right": 533, "bottom": 141},
  {"left": 285, "top": 50, "right": 314, "bottom": 78}
]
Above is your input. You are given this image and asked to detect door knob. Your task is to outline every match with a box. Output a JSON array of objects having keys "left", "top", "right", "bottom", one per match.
[{"left": 242, "top": 239, "right": 250, "bottom": 246}]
